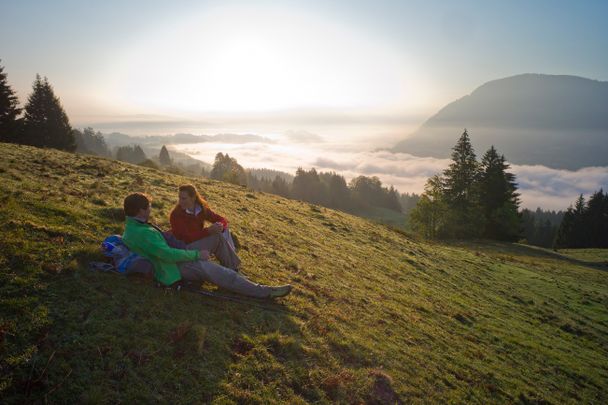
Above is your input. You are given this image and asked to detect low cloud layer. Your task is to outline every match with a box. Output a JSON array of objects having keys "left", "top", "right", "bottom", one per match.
[{"left": 173, "top": 140, "right": 608, "bottom": 211}]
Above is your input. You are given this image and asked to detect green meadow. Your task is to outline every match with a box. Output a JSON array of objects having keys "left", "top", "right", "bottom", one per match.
[{"left": 1, "top": 142, "right": 607, "bottom": 404}]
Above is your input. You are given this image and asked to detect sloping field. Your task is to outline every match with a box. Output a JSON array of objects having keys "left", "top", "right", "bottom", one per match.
[{"left": 1, "top": 143, "right": 607, "bottom": 403}]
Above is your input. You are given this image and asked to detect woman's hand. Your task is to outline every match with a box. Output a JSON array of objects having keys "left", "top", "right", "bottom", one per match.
[
  {"left": 209, "top": 222, "right": 223, "bottom": 235},
  {"left": 199, "top": 249, "right": 210, "bottom": 261}
]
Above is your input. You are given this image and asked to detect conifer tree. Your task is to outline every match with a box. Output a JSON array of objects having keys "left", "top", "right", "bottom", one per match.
[
  {"left": 385, "top": 185, "right": 403, "bottom": 212},
  {"left": 442, "top": 129, "right": 483, "bottom": 237},
  {"left": 479, "top": 145, "right": 520, "bottom": 240},
  {"left": 159, "top": 145, "right": 172, "bottom": 166},
  {"left": 554, "top": 206, "right": 575, "bottom": 248},
  {"left": 555, "top": 194, "right": 587, "bottom": 248},
  {"left": 585, "top": 189, "right": 608, "bottom": 248},
  {"left": 21, "top": 75, "right": 75, "bottom": 151},
  {"left": 0, "top": 61, "right": 22, "bottom": 142}
]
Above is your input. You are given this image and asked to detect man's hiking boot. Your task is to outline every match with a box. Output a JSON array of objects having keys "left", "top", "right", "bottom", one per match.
[{"left": 268, "top": 284, "right": 292, "bottom": 299}]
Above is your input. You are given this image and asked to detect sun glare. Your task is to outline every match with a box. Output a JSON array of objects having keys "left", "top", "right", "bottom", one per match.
[{"left": 105, "top": 5, "right": 430, "bottom": 115}]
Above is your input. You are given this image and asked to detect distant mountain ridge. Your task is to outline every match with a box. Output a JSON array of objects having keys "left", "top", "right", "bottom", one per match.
[
  {"left": 393, "top": 74, "right": 608, "bottom": 169},
  {"left": 103, "top": 132, "right": 272, "bottom": 147}
]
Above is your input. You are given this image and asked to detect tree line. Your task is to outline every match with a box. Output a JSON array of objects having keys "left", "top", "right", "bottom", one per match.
[
  {"left": 410, "top": 130, "right": 520, "bottom": 240},
  {"left": 554, "top": 191, "right": 608, "bottom": 248},
  {"left": 208, "top": 152, "right": 416, "bottom": 214},
  {"left": 520, "top": 208, "right": 564, "bottom": 248}
]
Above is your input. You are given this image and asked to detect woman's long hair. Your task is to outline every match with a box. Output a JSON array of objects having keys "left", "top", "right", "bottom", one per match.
[{"left": 174, "top": 184, "right": 210, "bottom": 215}]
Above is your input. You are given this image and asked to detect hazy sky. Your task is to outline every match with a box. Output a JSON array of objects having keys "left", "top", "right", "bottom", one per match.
[{"left": 1, "top": 0, "right": 607, "bottom": 140}]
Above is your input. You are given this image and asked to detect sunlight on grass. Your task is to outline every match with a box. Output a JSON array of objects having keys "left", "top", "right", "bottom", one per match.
[{"left": 1, "top": 143, "right": 607, "bottom": 403}]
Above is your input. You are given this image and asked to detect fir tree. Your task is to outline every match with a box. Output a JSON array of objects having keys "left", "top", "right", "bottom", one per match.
[
  {"left": 442, "top": 129, "right": 483, "bottom": 237},
  {"left": 555, "top": 205, "right": 576, "bottom": 248},
  {"left": 585, "top": 189, "right": 608, "bottom": 248},
  {"left": 21, "top": 75, "right": 75, "bottom": 151},
  {"left": 385, "top": 185, "right": 403, "bottom": 212},
  {"left": 159, "top": 145, "right": 172, "bottom": 166},
  {"left": 479, "top": 146, "right": 520, "bottom": 240},
  {"left": 555, "top": 194, "right": 587, "bottom": 248},
  {"left": 0, "top": 61, "right": 22, "bottom": 142}
]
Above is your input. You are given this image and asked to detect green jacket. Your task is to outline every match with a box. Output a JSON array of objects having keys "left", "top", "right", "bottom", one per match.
[{"left": 122, "top": 216, "right": 200, "bottom": 285}]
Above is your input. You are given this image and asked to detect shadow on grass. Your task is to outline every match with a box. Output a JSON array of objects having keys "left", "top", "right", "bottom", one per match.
[{"left": 11, "top": 247, "right": 308, "bottom": 404}]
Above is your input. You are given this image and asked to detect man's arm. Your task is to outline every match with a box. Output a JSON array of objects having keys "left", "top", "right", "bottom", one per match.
[
  {"left": 139, "top": 228, "right": 200, "bottom": 263},
  {"left": 162, "top": 231, "right": 187, "bottom": 249}
]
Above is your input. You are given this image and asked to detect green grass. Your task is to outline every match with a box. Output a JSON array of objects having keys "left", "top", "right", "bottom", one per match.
[
  {"left": 559, "top": 248, "right": 608, "bottom": 264},
  {"left": 1, "top": 142, "right": 607, "bottom": 404}
]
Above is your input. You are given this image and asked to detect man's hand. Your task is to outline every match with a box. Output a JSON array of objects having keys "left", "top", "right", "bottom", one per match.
[
  {"left": 199, "top": 249, "right": 210, "bottom": 261},
  {"left": 208, "top": 222, "right": 223, "bottom": 235}
]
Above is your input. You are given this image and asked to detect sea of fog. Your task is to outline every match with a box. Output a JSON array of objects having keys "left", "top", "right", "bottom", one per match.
[{"left": 171, "top": 139, "right": 608, "bottom": 211}]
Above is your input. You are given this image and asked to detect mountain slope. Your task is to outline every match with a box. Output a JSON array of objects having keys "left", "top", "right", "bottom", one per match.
[
  {"left": 1, "top": 143, "right": 607, "bottom": 403},
  {"left": 393, "top": 74, "right": 608, "bottom": 169}
]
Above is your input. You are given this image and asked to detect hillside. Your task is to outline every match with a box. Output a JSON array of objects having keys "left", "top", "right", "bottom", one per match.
[
  {"left": 1, "top": 142, "right": 607, "bottom": 404},
  {"left": 393, "top": 74, "right": 608, "bottom": 169}
]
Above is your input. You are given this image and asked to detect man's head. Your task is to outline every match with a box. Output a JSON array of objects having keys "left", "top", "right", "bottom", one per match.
[{"left": 123, "top": 192, "right": 151, "bottom": 220}]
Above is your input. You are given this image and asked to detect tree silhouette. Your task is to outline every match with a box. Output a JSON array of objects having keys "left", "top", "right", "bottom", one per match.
[
  {"left": 292, "top": 168, "right": 326, "bottom": 205},
  {"left": 74, "top": 127, "right": 111, "bottom": 157},
  {"left": 21, "top": 75, "right": 75, "bottom": 151},
  {"left": 116, "top": 144, "right": 147, "bottom": 164},
  {"left": 0, "top": 61, "right": 21, "bottom": 143},
  {"left": 159, "top": 145, "right": 172, "bottom": 166},
  {"left": 441, "top": 129, "right": 483, "bottom": 237},
  {"left": 271, "top": 175, "right": 290, "bottom": 198},
  {"left": 210, "top": 153, "right": 246, "bottom": 185},
  {"left": 478, "top": 145, "right": 520, "bottom": 240},
  {"left": 555, "top": 190, "right": 608, "bottom": 248}
]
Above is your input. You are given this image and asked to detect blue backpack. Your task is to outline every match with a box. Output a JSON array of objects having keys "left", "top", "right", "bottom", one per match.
[{"left": 101, "top": 235, "right": 141, "bottom": 274}]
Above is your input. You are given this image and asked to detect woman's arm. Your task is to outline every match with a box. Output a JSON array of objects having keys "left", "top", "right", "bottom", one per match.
[{"left": 205, "top": 208, "right": 228, "bottom": 230}]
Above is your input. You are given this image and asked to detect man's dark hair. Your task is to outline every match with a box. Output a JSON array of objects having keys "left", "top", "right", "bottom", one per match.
[{"left": 123, "top": 193, "right": 151, "bottom": 217}]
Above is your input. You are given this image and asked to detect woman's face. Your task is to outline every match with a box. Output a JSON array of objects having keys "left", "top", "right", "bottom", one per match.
[{"left": 178, "top": 190, "right": 196, "bottom": 210}]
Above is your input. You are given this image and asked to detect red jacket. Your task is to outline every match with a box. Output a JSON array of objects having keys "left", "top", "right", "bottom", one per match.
[{"left": 169, "top": 205, "right": 228, "bottom": 244}]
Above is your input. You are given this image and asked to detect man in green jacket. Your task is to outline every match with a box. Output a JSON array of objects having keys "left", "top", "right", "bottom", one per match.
[{"left": 122, "top": 192, "right": 291, "bottom": 298}]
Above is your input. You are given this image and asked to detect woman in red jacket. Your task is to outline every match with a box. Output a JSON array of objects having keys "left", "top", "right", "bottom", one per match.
[{"left": 170, "top": 184, "right": 241, "bottom": 271}]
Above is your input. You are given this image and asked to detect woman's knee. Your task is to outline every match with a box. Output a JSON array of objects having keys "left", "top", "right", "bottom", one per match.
[{"left": 187, "top": 234, "right": 220, "bottom": 250}]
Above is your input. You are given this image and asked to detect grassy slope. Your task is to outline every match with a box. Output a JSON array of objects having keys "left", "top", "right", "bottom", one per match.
[{"left": 1, "top": 142, "right": 607, "bottom": 404}]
